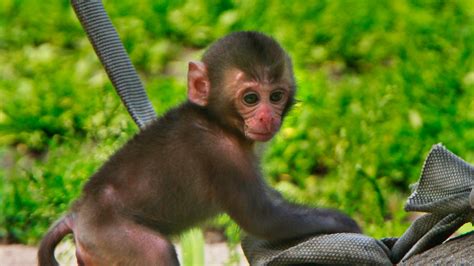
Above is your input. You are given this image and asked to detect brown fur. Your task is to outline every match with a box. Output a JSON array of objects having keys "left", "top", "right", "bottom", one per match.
[{"left": 38, "top": 31, "right": 360, "bottom": 266}]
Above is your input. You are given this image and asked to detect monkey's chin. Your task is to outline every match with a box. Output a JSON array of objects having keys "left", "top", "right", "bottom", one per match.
[{"left": 246, "top": 131, "right": 274, "bottom": 142}]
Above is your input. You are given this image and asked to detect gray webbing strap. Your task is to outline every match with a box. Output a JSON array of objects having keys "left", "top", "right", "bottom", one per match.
[
  {"left": 243, "top": 144, "right": 474, "bottom": 265},
  {"left": 71, "top": 0, "right": 156, "bottom": 128}
]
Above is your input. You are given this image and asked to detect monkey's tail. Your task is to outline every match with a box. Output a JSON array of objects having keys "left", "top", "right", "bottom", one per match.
[{"left": 37, "top": 214, "right": 74, "bottom": 266}]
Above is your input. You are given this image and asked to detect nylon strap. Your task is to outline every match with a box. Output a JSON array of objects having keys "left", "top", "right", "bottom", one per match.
[{"left": 71, "top": 0, "right": 156, "bottom": 128}]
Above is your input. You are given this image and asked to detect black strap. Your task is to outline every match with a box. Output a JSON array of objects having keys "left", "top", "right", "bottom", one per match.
[{"left": 71, "top": 0, "right": 156, "bottom": 128}]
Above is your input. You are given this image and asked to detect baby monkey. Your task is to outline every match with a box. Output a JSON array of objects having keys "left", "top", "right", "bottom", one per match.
[{"left": 38, "top": 31, "right": 361, "bottom": 266}]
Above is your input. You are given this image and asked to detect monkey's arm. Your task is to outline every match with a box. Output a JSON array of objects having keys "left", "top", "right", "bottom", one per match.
[{"left": 210, "top": 158, "right": 361, "bottom": 241}]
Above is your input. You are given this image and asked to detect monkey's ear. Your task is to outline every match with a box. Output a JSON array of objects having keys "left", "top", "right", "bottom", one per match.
[{"left": 187, "top": 61, "right": 210, "bottom": 106}]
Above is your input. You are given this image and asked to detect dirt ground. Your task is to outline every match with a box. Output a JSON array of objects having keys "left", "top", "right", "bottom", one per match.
[{"left": 0, "top": 241, "right": 248, "bottom": 266}]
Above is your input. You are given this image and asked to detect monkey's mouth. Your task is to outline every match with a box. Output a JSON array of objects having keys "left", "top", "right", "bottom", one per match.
[{"left": 246, "top": 131, "right": 274, "bottom": 142}]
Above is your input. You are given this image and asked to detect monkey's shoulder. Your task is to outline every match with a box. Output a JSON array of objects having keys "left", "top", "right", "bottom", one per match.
[{"left": 130, "top": 103, "right": 249, "bottom": 155}]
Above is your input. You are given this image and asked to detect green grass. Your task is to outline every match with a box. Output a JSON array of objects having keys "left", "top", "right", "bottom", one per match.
[{"left": 1, "top": 0, "right": 473, "bottom": 246}]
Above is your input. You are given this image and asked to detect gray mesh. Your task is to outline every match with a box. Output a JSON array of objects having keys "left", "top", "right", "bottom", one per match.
[
  {"left": 243, "top": 233, "right": 392, "bottom": 265},
  {"left": 243, "top": 144, "right": 474, "bottom": 265},
  {"left": 71, "top": 0, "right": 156, "bottom": 128}
]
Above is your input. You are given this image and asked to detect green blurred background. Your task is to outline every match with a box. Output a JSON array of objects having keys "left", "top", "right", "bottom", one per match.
[{"left": 1, "top": 0, "right": 473, "bottom": 247}]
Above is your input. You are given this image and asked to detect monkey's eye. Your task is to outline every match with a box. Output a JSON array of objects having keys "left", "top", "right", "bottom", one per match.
[
  {"left": 243, "top": 92, "right": 259, "bottom": 105},
  {"left": 270, "top": 91, "right": 284, "bottom": 103}
]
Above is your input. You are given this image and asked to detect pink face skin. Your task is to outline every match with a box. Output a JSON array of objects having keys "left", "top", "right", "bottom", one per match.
[
  {"left": 187, "top": 62, "right": 292, "bottom": 142},
  {"left": 227, "top": 69, "right": 291, "bottom": 142}
]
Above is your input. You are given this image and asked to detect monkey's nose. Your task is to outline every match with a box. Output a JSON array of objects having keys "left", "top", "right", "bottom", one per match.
[
  {"left": 259, "top": 116, "right": 274, "bottom": 131},
  {"left": 259, "top": 115, "right": 271, "bottom": 124}
]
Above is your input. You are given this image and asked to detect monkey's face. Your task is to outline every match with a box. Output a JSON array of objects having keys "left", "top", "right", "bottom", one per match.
[
  {"left": 187, "top": 61, "right": 294, "bottom": 142},
  {"left": 226, "top": 69, "right": 291, "bottom": 142}
]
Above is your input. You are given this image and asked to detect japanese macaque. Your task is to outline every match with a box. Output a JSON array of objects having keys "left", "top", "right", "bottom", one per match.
[{"left": 38, "top": 31, "right": 361, "bottom": 266}]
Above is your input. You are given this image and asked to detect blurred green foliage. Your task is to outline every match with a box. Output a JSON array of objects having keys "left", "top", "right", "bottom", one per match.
[
  {"left": 180, "top": 229, "right": 205, "bottom": 266},
  {"left": 1, "top": 0, "right": 473, "bottom": 245}
]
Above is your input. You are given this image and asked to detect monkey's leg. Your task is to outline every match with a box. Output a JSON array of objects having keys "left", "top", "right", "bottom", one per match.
[{"left": 74, "top": 218, "right": 179, "bottom": 266}]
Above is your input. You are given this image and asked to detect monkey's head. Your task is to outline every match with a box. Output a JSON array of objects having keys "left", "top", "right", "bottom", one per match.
[{"left": 187, "top": 31, "right": 296, "bottom": 142}]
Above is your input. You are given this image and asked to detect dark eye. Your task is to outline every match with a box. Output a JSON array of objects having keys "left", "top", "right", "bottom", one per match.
[
  {"left": 243, "top": 92, "right": 259, "bottom": 105},
  {"left": 270, "top": 91, "right": 284, "bottom": 103}
]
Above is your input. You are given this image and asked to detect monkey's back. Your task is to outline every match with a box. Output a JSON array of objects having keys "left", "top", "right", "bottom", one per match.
[{"left": 78, "top": 102, "right": 227, "bottom": 236}]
